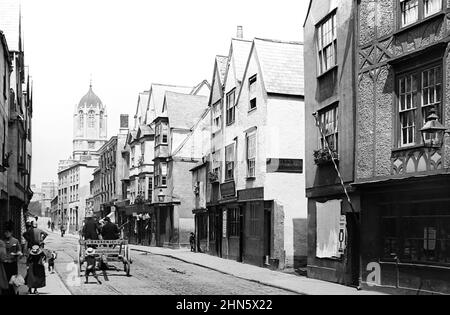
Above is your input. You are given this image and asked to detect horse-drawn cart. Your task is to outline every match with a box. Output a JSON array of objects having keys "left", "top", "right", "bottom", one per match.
[{"left": 77, "top": 239, "right": 132, "bottom": 277}]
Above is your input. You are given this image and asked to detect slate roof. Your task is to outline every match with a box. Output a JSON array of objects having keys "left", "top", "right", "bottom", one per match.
[
  {"left": 231, "top": 39, "right": 253, "bottom": 82},
  {"left": 135, "top": 91, "right": 150, "bottom": 119},
  {"left": 215, "top": 55, "right": 229, "bottom": 84},
  {"left": 0, "top": 0, "right": 21, "bottom": 52},
  {"left": 164, "top": 92, "right": 209, "bottom": 130},
  {"left": 254, "top": 38, "right": 304, "bottom": 96},
  {"left": 146, "top": 83, "right": 193, "bottom": 123},
  {"left": 137, "top": 124, "right": 154, "bottom": 138}
]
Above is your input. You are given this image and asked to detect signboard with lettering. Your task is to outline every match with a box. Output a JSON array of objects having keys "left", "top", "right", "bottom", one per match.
[
  {"left": 222, "top": 210, "right": 227, "bottom": 238},
  {"left": 266, "top": 158, "right": 303, "bottom": 173},
  {"left": 220, "top": 181, "right": 236, "bottom": 199}
]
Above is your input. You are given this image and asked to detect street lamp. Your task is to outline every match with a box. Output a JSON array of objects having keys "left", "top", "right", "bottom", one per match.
[
  {"left": 157, "top": 189, "right": 165, "bottom": 203},
  {"left": 420, "top": 109, "right": 450, "bottom": 148}
]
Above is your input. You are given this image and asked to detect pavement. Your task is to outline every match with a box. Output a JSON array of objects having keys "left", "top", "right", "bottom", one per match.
[
  {"left": 129, "top": 245, "right": 386, "bottom": 295},
  {"left": 13, "top": 256, "right": 71, "bottom": 295},
  {"left": 56, "top": 229, "right": 385, "bottom": 295}
]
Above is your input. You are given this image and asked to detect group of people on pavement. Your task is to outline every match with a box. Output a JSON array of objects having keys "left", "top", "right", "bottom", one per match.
[{"left": 0, "top": 218, "right": 50, "bottom": 295}]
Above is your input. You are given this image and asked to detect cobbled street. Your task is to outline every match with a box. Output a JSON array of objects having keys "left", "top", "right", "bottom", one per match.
[{"left": 45, "top": 232, "right": 296, "bottom": 295}]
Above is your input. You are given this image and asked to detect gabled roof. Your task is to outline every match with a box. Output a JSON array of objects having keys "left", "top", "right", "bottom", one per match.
[
  {"left": 163, "top": 92, "right": 209, "bottom": 130},
  {"left": 253, "top": 38, "right": 304, "bottom": 96},
  {"left": 127, "top": 130, "right": 138, "bottom": 145},
  {"left": 0, "top": 0, "right": 22, "bottom": 52},
  {"left": 146, "top": 83, "right": 193, "bottom": 124},
  {"left": 190, "top": 80, "right": 211, "bottom": 95},
  {"left": 135, "top": 91, "right": 150, "bottom": 119},
  {"left": 230, "top": 38, "right": 253, "bottom": 83},
  {"left": 215, "top": 55, "right": 229, "bottom": 85},
  {"left": 136, "top": 124, "right": 154, "bottom": 139}
]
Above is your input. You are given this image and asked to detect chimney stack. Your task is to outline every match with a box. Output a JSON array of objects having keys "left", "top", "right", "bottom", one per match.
[
  {"left": 236, "top": 26, "right": 243, "bottom": 39},
  {"left": 120, "top": 114, "right": 129, "bottom": 134}
]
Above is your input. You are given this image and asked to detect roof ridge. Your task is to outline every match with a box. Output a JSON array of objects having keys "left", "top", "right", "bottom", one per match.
[
  {"left": 254, "top": 37, "right": 303, "bottom": 45},
  {"left": 231, "top": 37, "right": 253, "bottom": 43},
  {"left": 166, "top": 91, "right": 208, "bottom": 98},
  {"left": 151, "top": 83, "right": 193, "bottom": 88}
]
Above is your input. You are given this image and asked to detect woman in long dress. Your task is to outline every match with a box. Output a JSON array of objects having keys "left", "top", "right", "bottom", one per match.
[
  {"left": 25, "top": 245, "right": 46, "bottom": 295},
  {"left": 0, "top": 240, "right": 10, "bottom": 293}
]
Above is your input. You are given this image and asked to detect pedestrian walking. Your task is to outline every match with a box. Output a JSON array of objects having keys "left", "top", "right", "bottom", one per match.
[
  {"left": 189, "top": 232, "right": 196, "bottom": 252},
  {"left": 1, "top": 222, "right": 22, "bottom": 295},
  {"left": 47, "top": 220, "right": 51, "bottom": 230},
  {"left": 60, "top": 224, "right": 66, "bottom": 237},
  {"left": 51, "top": 222, "right": 55, "bottom": 232},
  {"left": 82, "top": 248, "right": 102, "bottom": 285},
  {"left": 25, "top": 245, "right": 47, "bottom": 295}
]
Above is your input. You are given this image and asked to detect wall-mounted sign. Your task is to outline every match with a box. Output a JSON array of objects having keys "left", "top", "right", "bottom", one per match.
[
  {"left": 222, "top": 210, "right": 227, "bottom": 238},
  {"left": 266, "top": 158, "right": 303, "bottom": 174},
  {"left": 238, "top": 187, "right": 264, "bottom": 202},
  {"left": 220, "top": 181, "right": 236, "bottom": 198},
  {"left": 338, "top": 215, "right": 347, "bottom": 255}
]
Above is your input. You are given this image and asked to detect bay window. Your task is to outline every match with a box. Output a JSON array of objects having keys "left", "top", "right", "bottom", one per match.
[
  {"left": 397, "top": 64, "right": 442, "bottom": 147},
  {"left": 155, "top": 122, "right": 168, "bottom": 145},
  {"left": 155, "top": 162, "right": 168, "bottom": 187},
  {"left": 212, "top": 150, "right": 221, "bottom": 182}
]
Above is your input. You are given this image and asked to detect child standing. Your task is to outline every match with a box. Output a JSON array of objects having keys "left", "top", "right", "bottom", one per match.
[
  {"left": 82, "top": 248, "right": 102, "bottom": 285},
  {"left": 47, "top": 251, "right": 57, "bottom": 273}
]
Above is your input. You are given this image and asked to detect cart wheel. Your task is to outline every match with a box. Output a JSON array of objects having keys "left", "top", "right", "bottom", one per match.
[{"left": 124, "top": 262, "right": 131, "bottom": 277}]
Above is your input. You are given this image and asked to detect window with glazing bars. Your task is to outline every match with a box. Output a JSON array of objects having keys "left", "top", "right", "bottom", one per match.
[
  {"left": 247, "top": 133, "right": 256, "bottom": 178},
  {"left": 400, "top": 0, "right": 442, "bottom": 27},
  {"left": 397, "top": 65, "right": 442, "bottom": 147},
  {"left": 317, "top": 12, "right": 337, "bottom": 75},
  {"left": 225, "top": 144, "right": 235, "bottom": 181},
  {"left": 226, "top": 89, "right": 236, "bottom": 125},
  {"left": 228, "top": 208, "right": 240, "bottom": 237},
  {"left": 318, "top": 106, "right": 339, "bottom": 152}
]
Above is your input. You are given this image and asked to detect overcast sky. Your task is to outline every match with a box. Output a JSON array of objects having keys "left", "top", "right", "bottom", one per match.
[{"left": 22, "top": 0, "right": 309, "bottom": 185}]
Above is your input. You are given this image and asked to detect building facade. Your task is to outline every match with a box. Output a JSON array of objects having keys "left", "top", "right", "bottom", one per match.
[
  {"left": 73, "top": 84, "right": 108, "bottom": 161},
  {"left": 355, "top": 0, "right": 450, "bottom": 295},
  {"left": 201, "top": 36, "right": 307, "bottom": 270},
  {"left": 0, "top": 1, "right": 33, "bottom": 239},
  {"left": 57, "top": 160, "right": 97, "bottom": 233},
  {"left": 152, "top": 91, "right": 210, "bottom": 248},
  {"left": 304, "top": 0, "right": 360, "bottom": 286}
]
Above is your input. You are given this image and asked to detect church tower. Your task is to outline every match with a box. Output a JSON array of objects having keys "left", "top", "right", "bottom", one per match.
[{"left": 73, "top": 83, "right": 108, "bottom": 160}]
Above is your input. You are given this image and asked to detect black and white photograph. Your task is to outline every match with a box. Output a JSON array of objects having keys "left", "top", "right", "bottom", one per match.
[{"left": 1, "top": 0, "right": 450, "bottom": 301}]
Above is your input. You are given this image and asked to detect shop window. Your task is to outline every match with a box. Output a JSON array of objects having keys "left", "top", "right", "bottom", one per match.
[
  {"left": 317, "top": 11, "right": 337, "bottom": 75},
  {"left": 382, "top": 214, "right": 450, "bottom": 264},
  {"left": 209, "top": 213, "right": 216, "bottom": 241},
  {"left": 397, "top": 64, "right": 442, "bottom": 147},
  {"left": 228, "top": 208, "right": 240, "bottom": 237}
]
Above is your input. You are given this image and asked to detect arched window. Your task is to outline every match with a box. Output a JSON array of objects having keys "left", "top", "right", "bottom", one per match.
[
  {"left": 100, "top": 111, "right": 104, "bottom": 129},
  {"left": 79, "top": 111, "right": 84, "bottom": 129},
  {"left": 88, "top": 110, "right": 95, "bottom": 128}
]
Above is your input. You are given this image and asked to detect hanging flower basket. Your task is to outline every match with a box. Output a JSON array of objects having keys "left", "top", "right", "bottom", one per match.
[
  {"left": 208, "top": 171, "right": 219, "bottom": 183},
  {"left": 313, "top": 148, "right": 339, "bottom": 166}
]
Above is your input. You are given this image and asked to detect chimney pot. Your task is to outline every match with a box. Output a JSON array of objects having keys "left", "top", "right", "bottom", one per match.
[{"left": 237, "top": 26, "right": 243, "bottom": 39}]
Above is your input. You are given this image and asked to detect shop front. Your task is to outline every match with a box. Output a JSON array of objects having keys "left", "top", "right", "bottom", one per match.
[
  {"left": 120, "top": 202, "right": 155, "bottom": 246},
  {"left": 359, "top": 175, "right": 450, "bottom": 295}
]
